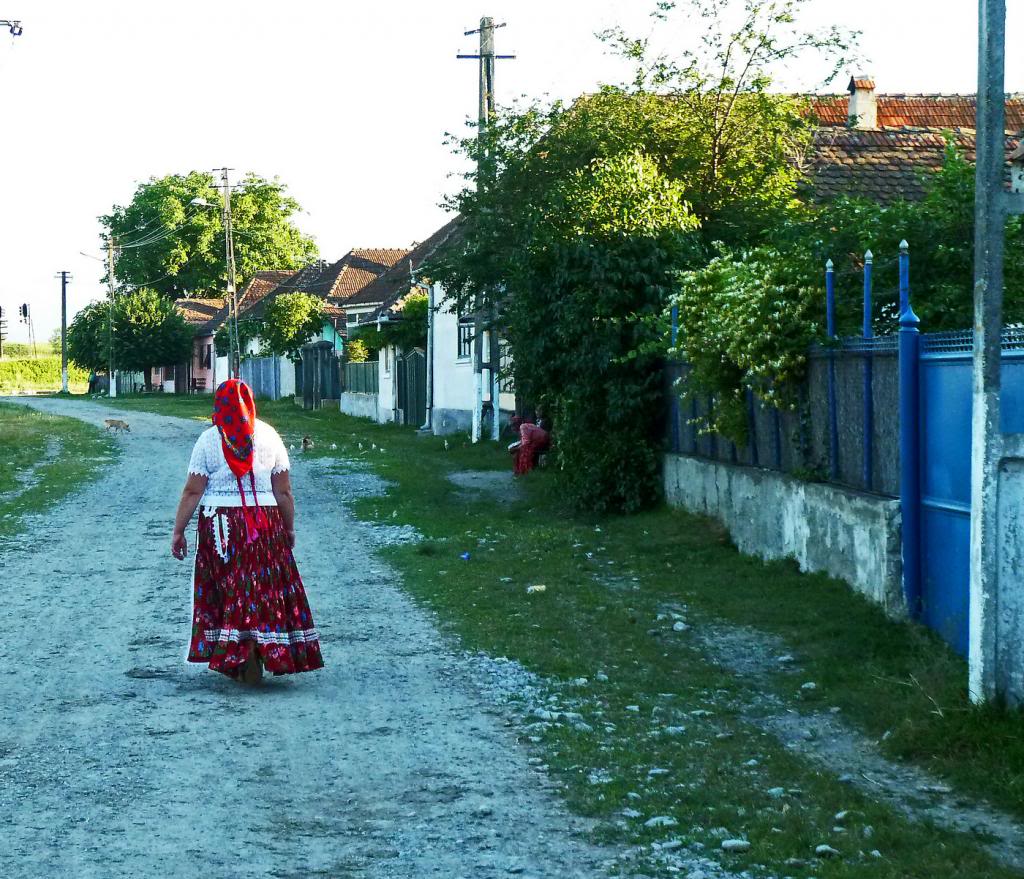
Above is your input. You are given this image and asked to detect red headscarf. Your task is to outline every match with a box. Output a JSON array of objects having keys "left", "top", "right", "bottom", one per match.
[
  {"left": 212, "top": 378, "right": 256, "bottom": 478},
  {"left": 212, "top": 379, "right": 267, "bottom": 541}
]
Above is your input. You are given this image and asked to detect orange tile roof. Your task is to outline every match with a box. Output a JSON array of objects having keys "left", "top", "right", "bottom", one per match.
[
  {"left": 330, "top": 248, "right": 411, "bottom": 302},
  {"left": 808, "top": 94, "right": 1024, "bottom": 131},
  {"left": 237, "top": 270, "right": 298, "bottom": 315}
]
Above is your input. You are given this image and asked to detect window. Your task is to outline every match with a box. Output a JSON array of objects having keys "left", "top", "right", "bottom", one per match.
[
  {"left": 499, "top": 338, "right": 514, "bottom": 393},
  {"left": 383, "top": 345, "right": 391, "bottom": 375},
  {"left": 204, "top": 344, "right": 212, "bottom": 369},
  {"left": 457, "top": 321, "right": 474, "bottom": 360}
]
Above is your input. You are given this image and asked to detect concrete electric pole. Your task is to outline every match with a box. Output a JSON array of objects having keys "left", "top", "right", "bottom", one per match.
[
  {"left": 459, "top": 16, "right": 514, "bottom": 443},
  {"left": 970, "top": 0, "right": 1024, "bottom": 705},
  {"left": 56, "top": 270, "right": 71, "bottom": 393},
  {"left": 107, "top": 236, "right": 117, "bottom": 397}
]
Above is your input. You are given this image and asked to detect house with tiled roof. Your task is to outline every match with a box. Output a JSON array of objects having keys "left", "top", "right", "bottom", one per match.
[
  {"left": 153, "top": 296, "right": 228, "bottom": 393},
  {"left": 801, "top": 77, "right": 1024, "bottom": 203}
]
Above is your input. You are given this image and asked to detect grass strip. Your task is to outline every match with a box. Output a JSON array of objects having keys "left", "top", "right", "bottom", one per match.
[{"left": 0, "top": 402, "right": 115, "bottom": 539}]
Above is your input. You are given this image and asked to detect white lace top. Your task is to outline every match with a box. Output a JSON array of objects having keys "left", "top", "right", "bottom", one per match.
[{"left": 186, "top": 420, "right": 290, "bottom": 508}]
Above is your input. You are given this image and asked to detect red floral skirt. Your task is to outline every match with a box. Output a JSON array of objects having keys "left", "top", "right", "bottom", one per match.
[{"left": 188, "top": 506, "right": 324, "bottom": 678}]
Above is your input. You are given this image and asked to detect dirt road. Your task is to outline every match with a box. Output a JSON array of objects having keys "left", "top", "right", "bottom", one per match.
[{"left": 0, "top": 398, "right": 615, "bottom": 879}]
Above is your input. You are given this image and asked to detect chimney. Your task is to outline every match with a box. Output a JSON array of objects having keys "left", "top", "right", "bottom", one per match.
[{"left": 847, "top": 76, "right": 877, "bottom": 129}]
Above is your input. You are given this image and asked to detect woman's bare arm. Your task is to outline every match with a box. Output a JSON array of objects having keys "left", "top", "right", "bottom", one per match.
[
  {"left": 171, "top": 473, "right": 208, "bottom": 559},
  {"left": 271, "top": 470, "right": 296, "bottom": 547}
]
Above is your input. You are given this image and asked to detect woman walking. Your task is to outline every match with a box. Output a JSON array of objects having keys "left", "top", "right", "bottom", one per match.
[{"left": 171, "top": 379, "right": 323, "bottom": 683}]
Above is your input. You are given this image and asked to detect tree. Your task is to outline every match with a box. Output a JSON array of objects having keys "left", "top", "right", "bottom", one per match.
[
  {"left": 345, "top": 338, "right": 370, "bottom": 363},
  {"left": 48, "top": 327, "right": 63, "bottom": 352},
  {"left": 101, "top": 171, "right": 318, "bottom": 299},
  {"left": 427, "top": 0, "right": 854, "bottom": 512},
  {"left": 67, "top": 300, "right": 113, "bottom": 373},
  {"left": 260, "top": 293, "right": 324, "bottom": 360},
  {"left": 113, "top": 289, "right": 194, "bottom": 387}
]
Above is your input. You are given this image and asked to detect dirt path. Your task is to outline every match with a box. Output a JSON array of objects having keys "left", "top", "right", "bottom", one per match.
[{"left": 0, "top": 398, "right": 618, "bottom": 879}]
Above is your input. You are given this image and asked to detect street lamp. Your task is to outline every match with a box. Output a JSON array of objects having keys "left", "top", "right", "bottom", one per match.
[{"left": 1, "top": 20, "right": 22, "bottom": 36}]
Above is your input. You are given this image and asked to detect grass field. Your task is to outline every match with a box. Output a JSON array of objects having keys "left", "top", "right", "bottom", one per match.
[
  {"left": 0, "top": 356, "right": 89, "bottom": 393},
  {"left": 84, "top": 392, "right": 1024, "bottom": 878},
  {"left": 0, "top": 402, "right": 115, "bottom": 539}
]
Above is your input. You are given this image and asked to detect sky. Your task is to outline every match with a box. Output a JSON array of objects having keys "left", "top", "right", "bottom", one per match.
[{"left": 1, "top": 0, "right": 1022, "bottom": 343}]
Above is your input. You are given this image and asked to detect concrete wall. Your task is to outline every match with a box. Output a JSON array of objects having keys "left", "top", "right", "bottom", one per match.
[
  {"left": 664, "top": 454, "right": 905, "bottom": 617},
  {"left": 339, "top": 392, "right": 379, "bottom": 422}
]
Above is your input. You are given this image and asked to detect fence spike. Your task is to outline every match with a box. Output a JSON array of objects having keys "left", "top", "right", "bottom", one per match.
[
  {"left": 899, "top": 239, "right": 909, "bottom": 253},
  {"left": 864, "top": 249, "right": 873, "bottom": 263}
]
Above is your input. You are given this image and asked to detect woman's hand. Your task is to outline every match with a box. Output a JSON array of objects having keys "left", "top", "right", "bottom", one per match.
[
  {"left": 171, "top": 530, "right": 188, "bottom": 560},
  {"left": 285, "top": 529, "right": 296, "bottom": 549}
]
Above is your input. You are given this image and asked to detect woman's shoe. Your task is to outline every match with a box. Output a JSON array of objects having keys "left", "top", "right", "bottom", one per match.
[{"left": 241, "top": 640, "right": 263, "bottom": 685}]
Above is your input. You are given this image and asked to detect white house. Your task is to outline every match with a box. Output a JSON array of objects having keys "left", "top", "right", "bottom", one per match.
[{"left": 340, "top": 216, "right": 515, "bottom": 435}]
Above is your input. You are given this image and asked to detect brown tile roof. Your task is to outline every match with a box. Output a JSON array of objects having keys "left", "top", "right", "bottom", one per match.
[
  {"left": 175, "top": 297, "right": 227, "bottom": 335},
  {"left": 331, "top": 248, "right": 411, "bottom": 301},
  {"left": 804, "top": 128, "right": 1020, "bottom": 203},
  {"left": 345, "top": 217, "right": 463, "bottom": 316},
  {"left": 808, "top": 93, "right": 1024, "bottom": 132},
  {"left": 236, "top": 270, "right": 297, "bottom": 316}
]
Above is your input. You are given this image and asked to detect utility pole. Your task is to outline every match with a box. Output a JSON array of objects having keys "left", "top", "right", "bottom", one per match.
[
  {"left": 56, "top": 271, "right": 71, "bottom": 393},
  {"left": 459, "top": 16, "right": 514, "bottom": 442},
  {"left": 107, "top": 236, "right": 117, "bottom": 397},
  {"left": 970, "top": 0, "right": 1024, "bottom": 706},
  {"left": 219, "top": 167, "right": 240, "bottom": 379},
  {"left": 0, "top": 306, "right": 6, "bottom": 359},
  {"left": 0, "top": 19, "right": 23, "bottom": 37}
]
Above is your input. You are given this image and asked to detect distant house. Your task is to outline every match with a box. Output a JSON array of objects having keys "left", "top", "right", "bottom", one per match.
[
  {"left": 338, "top": 217, "right": 512, "bottom": 434},
  {"left": 153, "top": 296, "right": 227, "bottom": 393},
  {"left": 803, "top": 77, "right": 1024, "bottom": 202}
]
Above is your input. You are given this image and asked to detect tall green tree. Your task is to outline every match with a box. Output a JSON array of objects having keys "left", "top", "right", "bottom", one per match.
[
  {"left": 101, "top": 172, "right": 318, "bottom": 299},
  {"left": 427, "top": 0, "right": 854, "bottom": 512},
  {"left": 113, "top": 289, "right": 194, "bottom": 387},
  {"left": 67, "top": 300, "right": 113, "bottom": 373}
]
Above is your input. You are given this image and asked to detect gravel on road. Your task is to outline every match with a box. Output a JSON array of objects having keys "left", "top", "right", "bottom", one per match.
[{"left": 0, "top": 398, "right": 619, "bottom": 879}]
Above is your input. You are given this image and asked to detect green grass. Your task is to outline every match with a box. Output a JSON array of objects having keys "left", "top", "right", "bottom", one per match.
[
  {"left": 0, "top": 402, "right": 115, "bottom": 538},
  {"left": 90, "top": 392, "right": 1024, "bottom": 878}
]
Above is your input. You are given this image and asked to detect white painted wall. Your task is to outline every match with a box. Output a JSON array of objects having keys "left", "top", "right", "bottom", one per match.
[
  {"left": 377, "top": 345, "right": 396, "bottom": 423},
  {"left": 431, "top": 289, "right": 515, "bottom": 435}
]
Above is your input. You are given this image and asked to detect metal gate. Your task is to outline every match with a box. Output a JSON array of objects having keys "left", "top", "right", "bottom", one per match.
[
  {"left": 917, "top": 329, "right": 1024, "bottom": 656},
  {"left": 300, "top": 341, "right": 341, "bottom": 410},
  {"left": 396, "top": 349, "right": 426, "bottom": 427}
]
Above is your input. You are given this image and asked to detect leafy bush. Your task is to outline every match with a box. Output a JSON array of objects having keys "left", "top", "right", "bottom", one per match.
[{"left": 674, "top": 247, "right": 819, "bottom": 440}]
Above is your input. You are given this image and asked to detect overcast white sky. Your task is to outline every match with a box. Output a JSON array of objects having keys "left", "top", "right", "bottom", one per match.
[{"left": 1, "top": 0, "right": 1021, "bottom": 342}]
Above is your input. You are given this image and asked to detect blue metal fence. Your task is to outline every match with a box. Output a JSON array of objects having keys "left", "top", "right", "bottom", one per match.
[{"left": 666, "top": 243, "right": 1024, "bottom": 656}]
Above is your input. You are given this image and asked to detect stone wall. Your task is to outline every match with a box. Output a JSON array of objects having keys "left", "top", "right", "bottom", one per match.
[{"left": 664, "top": 454, "right": 904, "bottom": 617}]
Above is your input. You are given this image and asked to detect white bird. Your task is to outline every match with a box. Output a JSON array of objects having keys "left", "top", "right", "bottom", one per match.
[
  {"left": 444, "top": 439, "right": 450, "bottom": 451},
  {"left": 358, "top": 442, "right": 364, "bottom": 450},
  {"left": 379, "top": 447, "right": 385, "bottom": 453},
  {"left": 330, "top": 442, "right": 338, "bottom": 450},
  {"left": 371, "top": 443, "right": 378, "bottom": 451},
  {"left": 289, "top": 444, "right": 296, "bottom": 451}
]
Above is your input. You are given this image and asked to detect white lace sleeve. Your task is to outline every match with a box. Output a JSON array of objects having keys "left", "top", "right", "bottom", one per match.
[
  {"left": 271, "top": 430, "right": 290, "bottom": 475},
  {"left": 187, "top": 431, "right": 213, "bottom": 477}
]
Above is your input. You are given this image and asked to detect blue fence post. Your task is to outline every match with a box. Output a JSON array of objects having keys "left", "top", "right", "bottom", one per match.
[
  {"left": 898, "top": 241, "right": 922, "bottom": 618},
  {"left": 826, "top": 259, "right": 840, "bottom": 481},
  {"left": 862, "top": 250, "right": 875, "bottom": 490},
  {"left": 669, "top": 305, "right": 681, "bottom": 453},
  {"left": 746, "top": 389, "right": 759, "bottom": 466}
]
